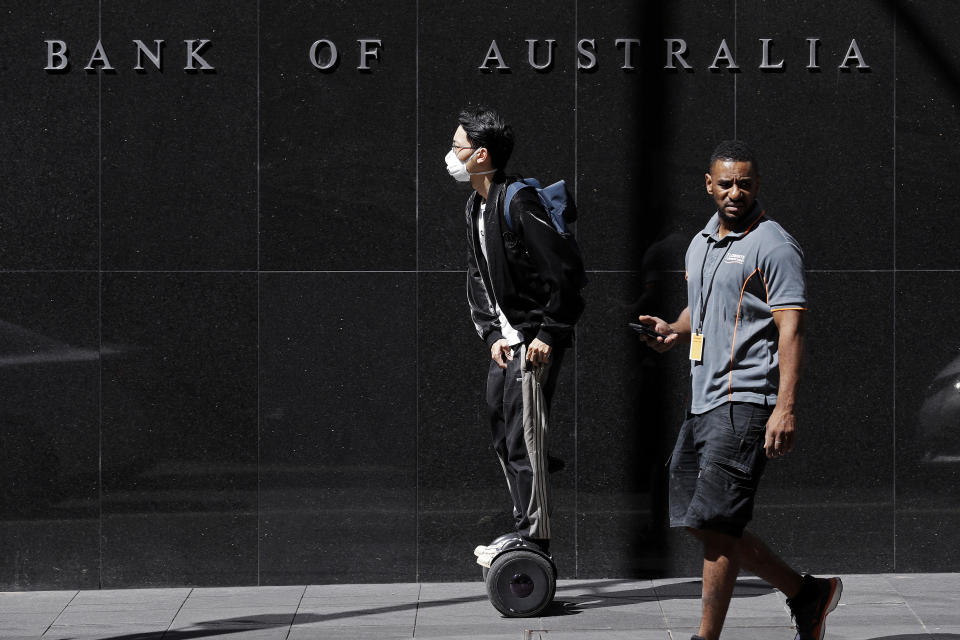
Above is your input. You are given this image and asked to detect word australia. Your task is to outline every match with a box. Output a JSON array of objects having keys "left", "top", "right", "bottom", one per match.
[{"left": 480, "top": 37, "right": 871, "bottom": 71}]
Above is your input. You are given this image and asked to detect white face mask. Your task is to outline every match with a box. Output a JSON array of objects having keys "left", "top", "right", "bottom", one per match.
[{"left": 445, "top": 148, "right": 496, "bottom": 182}]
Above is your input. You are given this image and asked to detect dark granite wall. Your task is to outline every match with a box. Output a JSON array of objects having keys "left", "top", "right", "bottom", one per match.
[{"left": 0, "top": 1, "right": 957, "bottom": 588}]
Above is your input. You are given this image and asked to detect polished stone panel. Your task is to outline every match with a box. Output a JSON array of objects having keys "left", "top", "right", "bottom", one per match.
[
  {"left": 417, "top": 272, "right": 577, "bottom": 579},
  {"left": 99, "top": 1, "right": 258, "bottom": 270},
  {"left": 259, "top": 2, "right": 417, "bottom": 271},
  {"left": 0, "top": 273, "right": 100, "bottom": 589},
  {"left": 737, "top": 0, "right": 895, "bottom": 270},
  {"left": 0, "top": 3, "right": 99, "bottom": 269},
  {"left": 577, "top": 0, "right": 736, "bottom": 272},
  {"left": 416, "top": 272, "right": 510, "bottom": 580},
  {"left": 894, "top": 272, "right": 960, "bottom": 571},
  {"left": 752, "top": 271, "right": 895, "bottom": 573},
  {"left": 894, "top": 0, "right": 960, "bottom": 270},
  {"left": 418, "top": 0, "right": 576, "bottom": 271},
  {"left": 258, "top": 273, "right": 417, "bottom": 583},
  {"left": 100, "top": 273, "right": 258, "bottom": 586},
  {"left": 576, "top": 271, "right": 689, "bottom": 578}
]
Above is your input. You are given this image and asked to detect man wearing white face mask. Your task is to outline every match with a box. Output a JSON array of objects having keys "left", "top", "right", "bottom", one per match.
[{"left": 450, "top": 106, "right": 585, "bottom": 557}]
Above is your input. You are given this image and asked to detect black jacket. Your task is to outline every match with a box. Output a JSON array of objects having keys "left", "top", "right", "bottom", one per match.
[{"left": 466, "top": 175, "right": 586, "bottom": 348}]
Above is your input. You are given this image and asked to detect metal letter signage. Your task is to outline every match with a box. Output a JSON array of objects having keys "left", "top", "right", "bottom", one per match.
[
  {"left": 577, "top": 39, "right": 597, "bottom": 70},
  {"left": 527, "top": 39, "right": 555, "bottom": 71},
  {"left": 664, "top": 39, "right": 692, "bottom": 70},
  {"left": 480, "top": 39, "right": 510, "bottom": 71},
  {"left": 470, "top": 36, "right": 872, "bottom": 73},
  {"left": 43, "top": 39, "right": 215, "bottom": 72},
  {"left": 358, "top": 39, "right": 382, "bottom": 70},
  {"left": 759, "top": 38, "right": 784, "bottom": 70},
  {"left": 839, "top": 38, "right": 870, "bottom": 69},
  {"left": 183, "top": 39, "right": 214, "bottom": 71},
  {"left": 708, "top": 39, "right": 739, "bottom": 71},
  {"left": 309, "top": 39, "right": 339, "bottom": 70},
  {"left": 40, "top": 34, "right": 875, "bottom": 75},
  {"left": 45, "top": 40, "right": 68, "bottom": 71}
]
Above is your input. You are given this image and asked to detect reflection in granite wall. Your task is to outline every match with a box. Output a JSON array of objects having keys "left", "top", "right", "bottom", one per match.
[{"left": 0, "top": 1, "right": 957, "bottom": 588}]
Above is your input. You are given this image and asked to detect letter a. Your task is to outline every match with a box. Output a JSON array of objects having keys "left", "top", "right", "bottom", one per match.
[
  {"left": 85, "top": 40, "right": 114, "bottom": 71},
  {"left": 479, "top": 39, "right": 509, "bottom": 71},
  {"left": 709, "top": 38, "right": 739, "bottom": 70},
  {"left": 839, "top": 38, "right": 870, "bottom": 69}
]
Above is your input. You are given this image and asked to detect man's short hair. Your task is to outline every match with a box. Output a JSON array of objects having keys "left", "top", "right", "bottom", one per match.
[
  {"left": 458, "top": 105, "right": 515, "bottom": 171},
  {"left": 709, "top": 140, "right": 759, "bottom": 173}
]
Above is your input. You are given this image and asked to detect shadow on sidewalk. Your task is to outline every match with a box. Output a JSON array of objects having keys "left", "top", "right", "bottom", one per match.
[
  {"left": 544, "top": 577, "right": 771, "bottom": 617},
  {"left": 51, "top": 578, "right": 777, "bottom": 637}
]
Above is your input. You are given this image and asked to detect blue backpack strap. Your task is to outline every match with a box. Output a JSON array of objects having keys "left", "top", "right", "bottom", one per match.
[{"left": 503, "top": 178, "right": 540, "bottom": 231}]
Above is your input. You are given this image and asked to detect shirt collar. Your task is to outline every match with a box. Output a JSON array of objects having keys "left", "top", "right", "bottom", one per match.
[{"left": 700, "top": 202, "right": 765, "bottom": 241}]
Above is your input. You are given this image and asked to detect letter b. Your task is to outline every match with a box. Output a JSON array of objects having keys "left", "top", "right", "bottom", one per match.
[{"left": 45, "top": 40, "right": 68, "bottom": 71}]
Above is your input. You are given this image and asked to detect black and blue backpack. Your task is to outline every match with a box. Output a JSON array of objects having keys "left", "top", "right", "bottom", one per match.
[
  {"left": 503, "top": 177, "right": 577, "bottom": 236},
  {"left": 503, "top": 177, "right": 587, "bottom": 287}
]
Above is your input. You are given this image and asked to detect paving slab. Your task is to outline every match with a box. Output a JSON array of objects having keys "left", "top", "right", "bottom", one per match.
[
  {"left": 0, "top": 591, "right": 77, "bottom": 614},
  {"left": 184, "top": 586, "right": 306, "bottom": 608},
  {"left": 303, "top": 582, "right": 421, "bottom": 601},
  {"left": 521, "top": 632, "right": 671, "bottom": 640},
  {"left": 71, "top": 588, "right": 191, "bottom": 606},
  {"left": 0, "top": 612, "right": 61, "bottom": 636},
  {"left": 554, "top": 579, "right": 658, "bottom": 600},
  {"left": 411, "top": 623, "right": 535, "bottom": 639},
  {"left": 888, "top": 573, "right": 960, "bottom": 597},
  {"left": 168, "top": 607, "right": 299, "bottom": 630},
  {"left": 287, "top": 623, "right": 414, "bottom": 639},
  {"left": 291, "top": 603, "right": 418, "bottom": 628}
]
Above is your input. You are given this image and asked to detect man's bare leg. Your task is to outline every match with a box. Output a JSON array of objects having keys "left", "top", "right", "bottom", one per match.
[
  {"left": 737, "top": 529, "right": 803, "bottom": 598},
  {"left": 694, "top": 529, "right": 740, "bottom": 640}
]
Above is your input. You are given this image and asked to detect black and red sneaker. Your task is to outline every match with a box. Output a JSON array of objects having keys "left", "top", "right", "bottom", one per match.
[{"left": 787, "top": 574, "right": 843, "bottom": 640}]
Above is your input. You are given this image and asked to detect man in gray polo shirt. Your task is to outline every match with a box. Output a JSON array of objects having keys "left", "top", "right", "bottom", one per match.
[{"left": 637, "top": 141, "right": 841, "bottom": 640}]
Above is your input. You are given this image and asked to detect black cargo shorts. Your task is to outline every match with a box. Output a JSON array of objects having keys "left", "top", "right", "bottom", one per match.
[{"left": 668, "top": 401, "right": 771, "bottom": 538}]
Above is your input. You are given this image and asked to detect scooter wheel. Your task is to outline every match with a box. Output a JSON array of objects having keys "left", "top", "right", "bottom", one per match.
[{"left": 485, "top": 550, "right": 555, "bottom": 617}]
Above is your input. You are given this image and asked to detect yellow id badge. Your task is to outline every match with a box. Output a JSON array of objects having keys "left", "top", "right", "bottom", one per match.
[{"left": 689, "top": 333, "right": 704, "bottom": 362}]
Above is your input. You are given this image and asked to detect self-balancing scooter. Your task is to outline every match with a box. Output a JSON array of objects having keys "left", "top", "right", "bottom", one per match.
[{"left": 474, "top": 533, "right": 557, "bottom": 617}]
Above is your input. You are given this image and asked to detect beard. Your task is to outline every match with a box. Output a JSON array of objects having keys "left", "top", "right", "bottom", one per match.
[{"left": 717, "top": 201, "right": 754, "bottom": 227}]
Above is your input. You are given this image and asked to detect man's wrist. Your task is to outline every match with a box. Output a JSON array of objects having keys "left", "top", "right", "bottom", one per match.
[
  {"left": 667, "top": 323, "right": 690, "bottom": 341},
  {"left": 772, "top": 399, "right": 795, "bottom": 413}
]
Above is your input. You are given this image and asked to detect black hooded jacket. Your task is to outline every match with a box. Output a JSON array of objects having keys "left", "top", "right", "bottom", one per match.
[{"left": 466, "top": 175, "right": 586, "bottom": 348}]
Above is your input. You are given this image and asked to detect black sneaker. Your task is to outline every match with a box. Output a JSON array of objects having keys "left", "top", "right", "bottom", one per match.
[{"left": 787, "top": 575, "right": 843, "bottom": 640}]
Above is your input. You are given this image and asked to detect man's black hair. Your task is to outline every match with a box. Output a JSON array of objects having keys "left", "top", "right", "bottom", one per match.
[
  {"left": 458, "top": 105, "right": 515, "bottom": 171},
  {"left": 709, "top": 139, "right": 759, "bottom": 173}
]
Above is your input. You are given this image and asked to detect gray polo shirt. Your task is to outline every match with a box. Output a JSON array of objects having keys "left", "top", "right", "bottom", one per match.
[{"left": 684, "top": 204, "right": 806, "bottom": 414}]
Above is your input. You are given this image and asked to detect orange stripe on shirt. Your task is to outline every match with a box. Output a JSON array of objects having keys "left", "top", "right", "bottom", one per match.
[{"left": 727, "top": 268, "right": 761, "bottom": 400}]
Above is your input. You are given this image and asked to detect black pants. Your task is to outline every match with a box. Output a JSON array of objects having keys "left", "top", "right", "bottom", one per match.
[{"left": 486, "top": 343, "right": 565, "bottom": 540}]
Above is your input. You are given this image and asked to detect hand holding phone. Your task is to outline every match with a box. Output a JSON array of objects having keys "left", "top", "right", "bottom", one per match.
[{"left": 628, "top": 322, "right": 667, "bottom": 339}]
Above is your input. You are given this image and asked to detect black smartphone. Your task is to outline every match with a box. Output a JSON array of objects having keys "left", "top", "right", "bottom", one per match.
[{"left": 628, "top": 322, "right": 666, "bottom": 339}]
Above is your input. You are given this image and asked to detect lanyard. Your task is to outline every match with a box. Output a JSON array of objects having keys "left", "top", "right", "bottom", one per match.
[{"left": 697, "top": 238, "right": 733, "bottom": 334}]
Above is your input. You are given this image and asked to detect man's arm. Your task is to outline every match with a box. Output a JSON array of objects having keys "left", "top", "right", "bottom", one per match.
[
  {"left": 637, "top": 307, "right": 690, "bottom": 353},
  {"left": 467, "top": 248, "right": 503, "bottom": 347},
  {"left": 765, "top": 309, "right": 805, "bottom": 458}
]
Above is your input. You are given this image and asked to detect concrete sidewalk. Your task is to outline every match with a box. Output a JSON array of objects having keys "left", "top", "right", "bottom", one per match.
[{"left": 1, "top": 574, "right": 958, "bottom": 639}]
